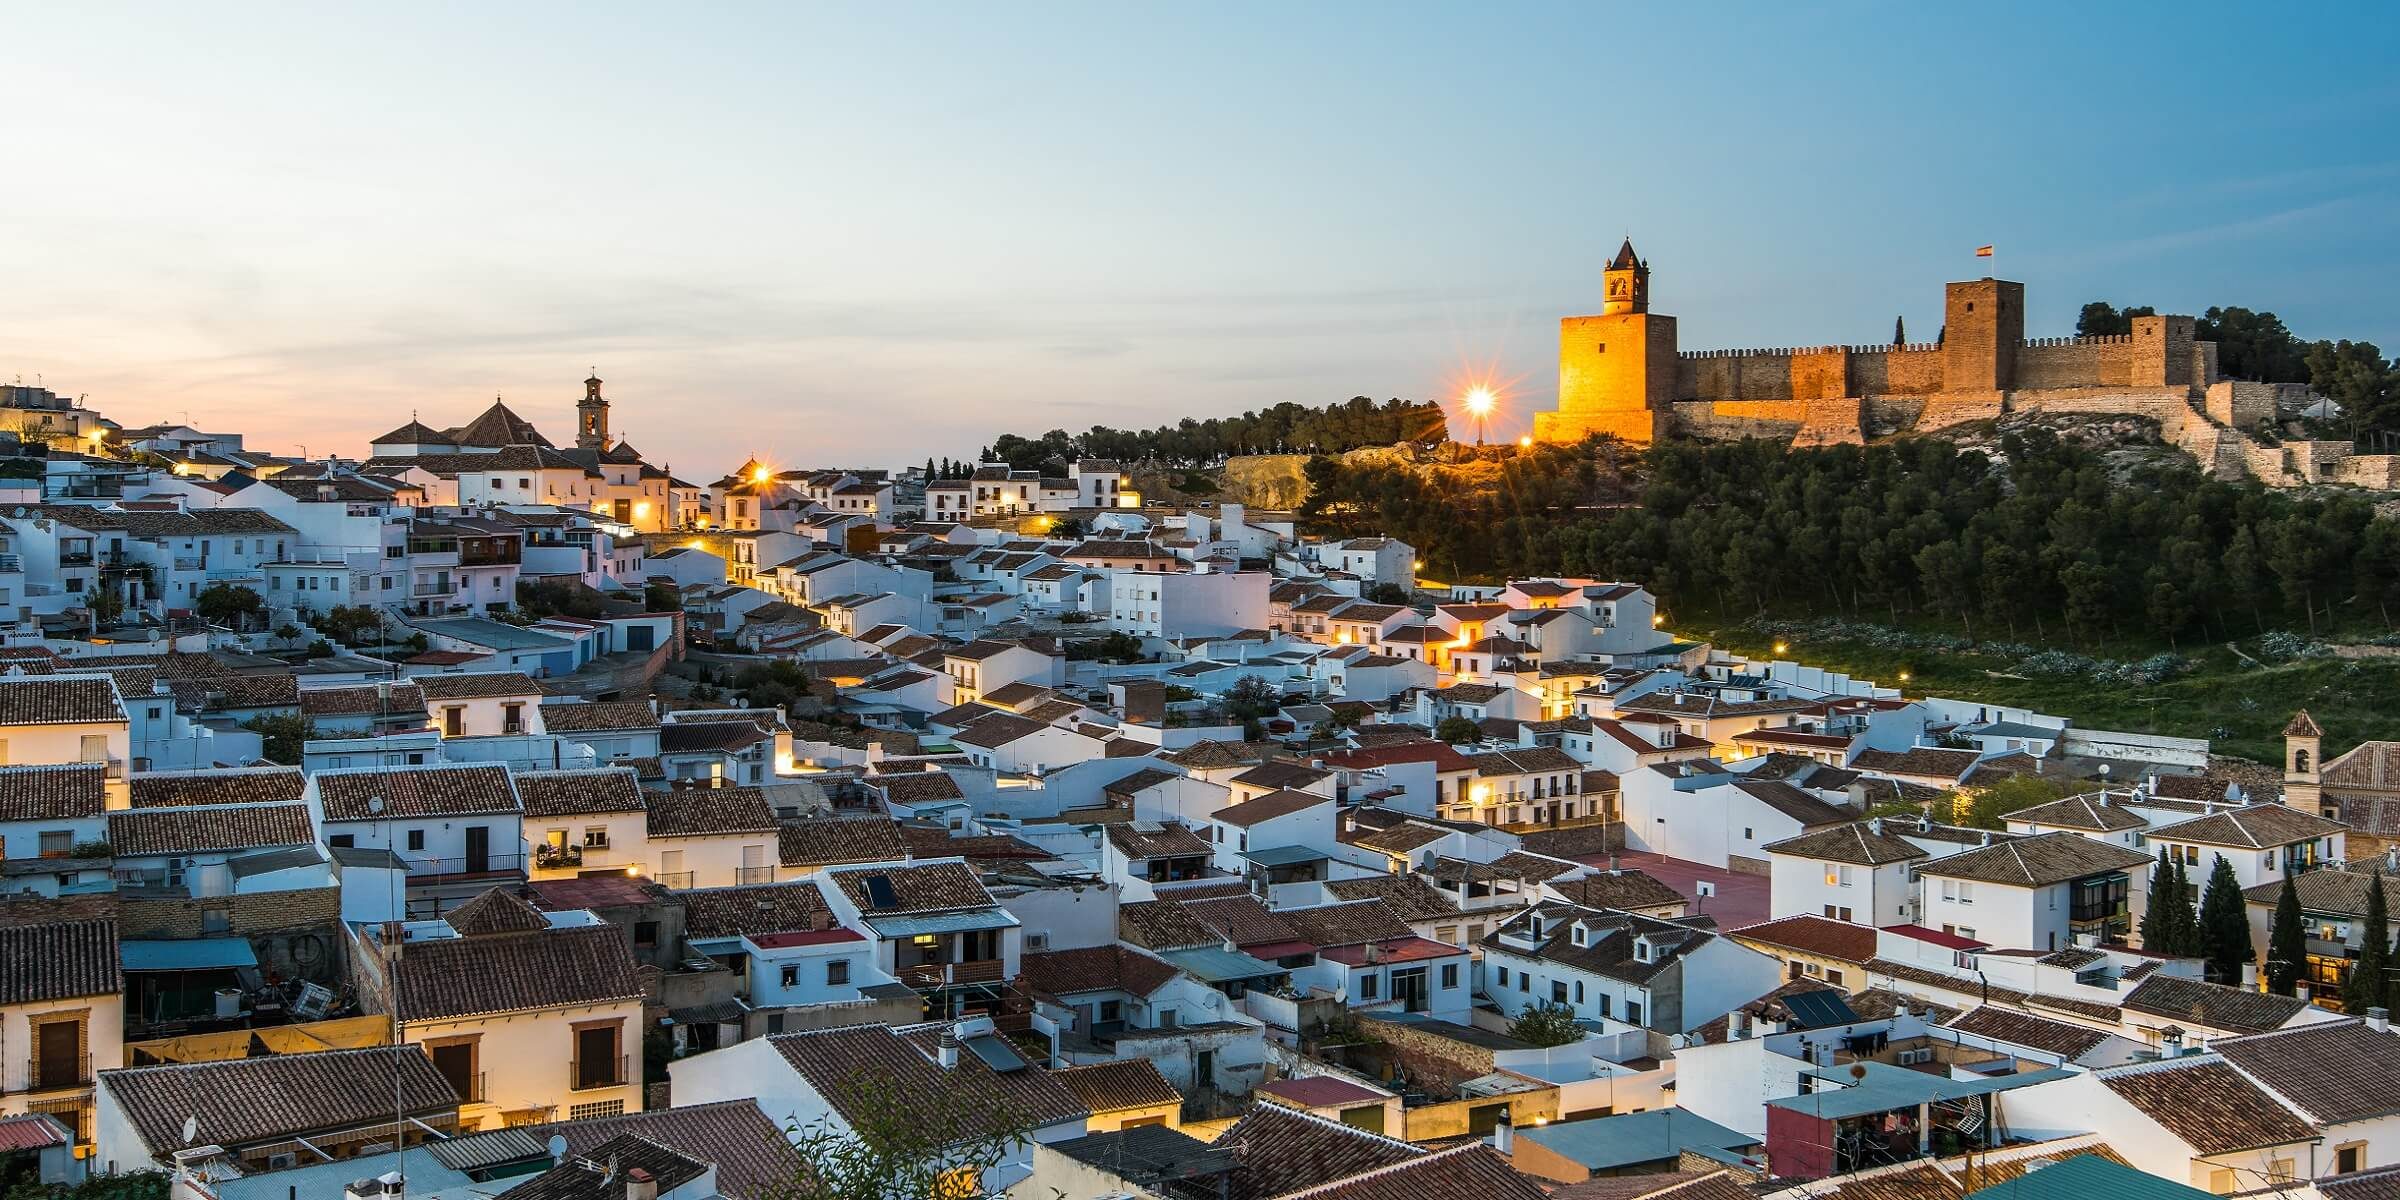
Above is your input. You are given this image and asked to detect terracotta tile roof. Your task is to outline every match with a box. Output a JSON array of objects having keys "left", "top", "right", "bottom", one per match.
[
  {"left": 2099, "top": 1059, "right": 2317, "bottom": 1154},
  {"left": 1730, "top": 779, "right": 1853, "bottom": 826},
  {"left": 126, "top": 766, "right": 305, "bottom": 809},
  {"left": 1282, "top": 900, "right": 1416, "bottom": 949},
  {"left": 445, "top": 887, "right": 555, "bottom": 935},
  {"left": 777, "top": 816, "right": 909, "bottom": 868},
  {"left": 875, "top": 770, "right": 966, "bottom": 805},
  {"left": 644, "top": 786, "right": 777, "bottom": 837},
  {"left": 1944, "top": 1005, "right": 2114, "bottom": 1060},
  {"left": 108, "top": 802, "right": 315, "bottom": 857},
  {"left": 0, "top": 762, "right": 108, "bottom": 821},
  {"left": 316, "top": 763, "right": 521, "bottom": 821},
  {"left": 515, "top": 767, "right": 646, "bottom": 817},
  {"left": 679, "top": 881, "right": 838, "bottom": 939},
  {"left": 511, "top": 1100, "right": 805, "bottom": 1200},
  {"left": 537, "top": 701, "right": 662, "bottom": 732},
  {"left": 1486, "top": 904, "right": 1711, "bottom": 986},
  {"left": 1106, "top": 821, "right": 1213, "bottom": 860},
  {"left": 1048, "top": 1059, "right": 1182, "bottom": 1116},
  {"left": 1731, "top": 915, "right": 1878, "bottom": 963},
  {"left": 1761, "top": 821, "right": 1929, "bottom": 866},
  {"left": 1105, "top": 767, "right": 1185, "bottom": 797},
  {"left": 2213, "top": 1018, "right": 2400, "bottom": 1123},
  {"left": 413, "top": 670, "right": 543, "bottom": 699},
  {"left": 1917, "top": 830, "right": 2152, "bottom": 888},
  {"left": 171, "top": 671, "right": 301, "bottom": 712},
  {"left": 827, "top": 860, "right": 995, "bottom": 915},
  {"left": 102, "top": 1046, "right": 458, "bottom": 1154},
  {"left": 395, "top": 922, "right": 643, "bottom": 1020},
  {"left": 896, "top": 827, "right": 1047, "bottom": 862},
  {"left": 1848, "top": 746, "right": 1982, "bottom": 780},
  {"left": 1160, "top": 740, "right": 1271, "bottom": 770},
  {"left": 1231, "top": 761, "right": 1333, "bottom": 791},
  {"left": 950, "top": 712, "right": 1049, "bottom": 749},
  {"left": 1020, "top": 945, "right": 1182, "bottom": 999},
  {"left": 0, "top": 676, "right": 123, "bottom": 724},
  {"left": 2003, "top": 792, "right": 2149, "bottom": 832},
  {"left": 1322, "top": 873, "right": 1458, "bottom": 922},
  {"left": 659, "top": 718, "right": 773, "bottom": 754},
  {"left": 1183, "top": 894, "right": 1306, "bottom": 948},
  {"left": 1348, "top": 822, "right": 1449, "bottom": 855},
  {"left": 2149, "top": 802, "right": 2347, "bottom": 848},
  {"left": 2240, "top": 862, "right": 2400, "bottom": 915},
  {"left": 1210, "top": 1101, "right": 1423, "bottom": 1200},
  {"left": 1273, "top": 1143, "right": 1547, "bottom": 1200},
  {"left": 1120, "top": 899, "right": 1224, "bottom": 951},
  {"left": 766, "top": 1023, "right": 1088, "bottom": 1143},
  {"left": 1544, "top": 867, "right": 1685, "bottom": 909},
  {"left": 0, "top": 919, "right": 118, "bottom": 1005},
  {"left": 504, "top": 1133, "right": 708, "bottom": 1200},
  {"left": 1211, "top": 788, "right": 1329, "bottom": 828},
  {"left": 2120, "top": 975, "right": 2310, "bottom": 1034}
]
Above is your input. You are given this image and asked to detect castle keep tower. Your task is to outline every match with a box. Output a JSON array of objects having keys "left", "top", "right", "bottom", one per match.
[
  {"left": 1533, "top": 238, "right": 1674, "bottom": 446},
  {"left": 577, "top": 373, "right": 610, "bottom": 450}
]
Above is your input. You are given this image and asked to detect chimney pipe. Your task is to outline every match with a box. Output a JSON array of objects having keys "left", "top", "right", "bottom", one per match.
[
  {"left": 938, "top": 1026, "right": 961, "bottom": 1069},
  {"left": 1491, "top": 1107, "right": 1514, "bottom": 1156},
  {"left": 2297, "top": 982, "right": 2312, "bottom": 1003},
  {"left": 2371, "top": 1007, "right": 2390, "bottom": 1034},
  {"left": 2242, "top": 963, "right": 2259, "bottom": 990},
  {"left": 624, "top": 1168, "right": 659, "bottom": 1200}
]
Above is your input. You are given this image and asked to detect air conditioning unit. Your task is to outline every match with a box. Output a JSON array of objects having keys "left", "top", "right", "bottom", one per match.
[
  {"left": 1897, "top": 1048, "right": 1934, "bottom": 1066},
  {"left": 266, "top": 1152, "right": 299, "bottom": 1170}
]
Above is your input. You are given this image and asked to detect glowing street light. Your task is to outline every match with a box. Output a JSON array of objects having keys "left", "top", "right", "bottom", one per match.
[
  {"left": 1517, "top": 435, "right": 1533, "bottom": 450},
  {"left": 1463, "top": 386, "right": 1496, "bottom": 446},
  {"left": 1773, "top": 641, "right": 1789, "bottom": 655}
]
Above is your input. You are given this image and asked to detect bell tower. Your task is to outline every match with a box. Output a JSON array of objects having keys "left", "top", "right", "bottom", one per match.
[
  {"left": 2284, "top": 709, "right": 2326, "bottom": 816},
  {"left": 1601, "top": 238, "right": 1649, "bottom": 316},
  {"left": 577, "top": 372, "right": 609, "bottom": 451}
]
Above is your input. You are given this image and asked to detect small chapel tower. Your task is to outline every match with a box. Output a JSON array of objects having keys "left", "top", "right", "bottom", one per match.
[{"left": 577, "top": 372, "right": 610, "bottom": 451}]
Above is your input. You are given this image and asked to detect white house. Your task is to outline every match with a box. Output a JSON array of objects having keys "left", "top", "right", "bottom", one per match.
[
  {"left": 1763, "top": 818, "right": 1931, "bottom": 926},
  {"left": 1617, "top": 767, "right": 1853, "bottom": 872},
  {"left": 2146, "top": 803, "right": 2346, "bottom": 897},
  {"left": 1914, "top": 830, "right": 2154, "bottom": 952},
  {"left": 0, "top": 919, "right": 122, "bottom": 1154},
  {"left": 1480, "top": 901, "right": 1779, "bottom": 1035}
]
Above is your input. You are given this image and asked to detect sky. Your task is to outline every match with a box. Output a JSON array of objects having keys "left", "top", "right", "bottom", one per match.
[{"left": 1, "top": 4, "right": 2394, "bottom": 470}]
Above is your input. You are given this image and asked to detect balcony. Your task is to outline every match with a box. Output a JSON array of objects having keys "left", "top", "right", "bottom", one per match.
[
  {"left": 734, "top": 865, "right": 776, "bottom": 885},
  {"left": 413, "top": 582, "right": 456, "bottom": 598},
  {"left": 534, "top": 844, "right": 585, "bottom": 869},
  {"left": 570, "top": 1055, "right": 629, "bottom": 1091},
  {"left": 405, "top": 852, "right": 527, "bottom": 884},
  {"left": 655, "top": 871, "right": 694, "bottom": 890},
  {"left": 18, "top": 1053, "right": 93, "bottom": 1092},
  {"left": 897, "top": 959, "right": 1005, "bottom": 989}
]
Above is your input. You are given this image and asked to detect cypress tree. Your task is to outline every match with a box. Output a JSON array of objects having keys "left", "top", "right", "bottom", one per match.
[
  {"left": 1893, "top": 315, "right": 1907, "bottom": 345},
  {"left": 2349, "top": 869, "right": 2391, "bottom": 1014},
  {"left": 2140, "top": 849, "right": 2174, "bottom": 951},
  {"left": 2265, "top": 873, "right": 2307, "bottom": 996},
  {"left": 2166, "top": 857, "right": 2203, "bottom": 958},
  {"left": 2199, "top": 854, "right": 2253, "bottom": 986}
]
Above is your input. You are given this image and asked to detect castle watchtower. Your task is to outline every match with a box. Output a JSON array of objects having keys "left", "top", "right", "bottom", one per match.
[
  {"left": 1534, "top": 239, "right": 1673, "bottom": 446},
  {"left": 1942, "top": 278, "right": 2024, "bottom": 393}
]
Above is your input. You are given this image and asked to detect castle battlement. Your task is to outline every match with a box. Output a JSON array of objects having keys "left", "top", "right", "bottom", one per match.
[{"left": 2022, "top": 334, "right": 2132, "bottom": 348}]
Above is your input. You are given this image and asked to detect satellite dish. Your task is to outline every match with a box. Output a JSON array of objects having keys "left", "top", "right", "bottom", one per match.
[
  {"left": 368, "top": 796, "right": 386, "bottom": 814},
  {"left": 546, "top": 1134, "right": 568, "bottom": 1163},
  {"left": 182, "top": 1115, "right": 198, "bottom": 1145}
]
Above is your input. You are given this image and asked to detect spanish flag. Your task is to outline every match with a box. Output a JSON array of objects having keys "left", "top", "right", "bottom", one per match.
[{"left": 1975, "top": 245, "right": 1995, "bottom": 257}]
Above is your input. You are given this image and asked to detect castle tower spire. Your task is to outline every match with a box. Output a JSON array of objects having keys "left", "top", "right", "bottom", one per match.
[{"left": 1602, "top": 239, "right": 1648, "bottom": 316}]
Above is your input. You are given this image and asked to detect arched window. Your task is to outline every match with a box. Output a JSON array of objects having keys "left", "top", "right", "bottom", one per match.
[{"left": 2294, "top": 748, "right": 2312, "bottom": 773}]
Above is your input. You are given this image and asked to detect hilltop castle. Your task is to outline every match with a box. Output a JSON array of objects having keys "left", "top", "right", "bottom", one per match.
[{"left": 1532, "top": 242, "right": 2388, "bottom": 487}]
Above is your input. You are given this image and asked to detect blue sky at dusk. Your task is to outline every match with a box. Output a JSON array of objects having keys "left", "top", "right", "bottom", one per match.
[{"left": 1, "top": 4, "right": 2392, "bottom": 468}]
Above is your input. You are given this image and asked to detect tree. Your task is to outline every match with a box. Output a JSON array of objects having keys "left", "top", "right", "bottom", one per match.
[
  {"left": 2349, "top": 868, "right": 2392, "bottom": 1015},
  {"left": 2074, "top": 301, "right": 2155, "bottom": 338},
  {"left": 776, "top": 1069, "right": 1044, "bottom": 1200},
  {"left": 194, "top": 582, "right": 266, "bottom": 628},
  {"left": 1435, "top": 716, "right": 1482, "bottom": 744},
  {"left": 1361, "top": 582, "right": 1410, "bottom": 606},
  {"left": 1892, "top": 315, "right": 1906, "bottom": 346},
  {"left": 644, "top": 581, "right": 684, "bottom": 612},
  {"left": 1957, "top": 775, "right": 2078, "bottom": 830},
  {"left": 2265, "top": 873, "right": 2307, "bottom": 996},
  {"left": 1505, "top": 1001, "right": 1585, "bottom": 1048},
  {"left": 732, "top": 660, "right": 813, "bottom": 711},
  {"left": 517, "top": 578, "right": 606, "bottom": 619},
  {"left": 2198, "top": 854, "right": 2252, "bottom": 985},
  {"left": 240, "top": 713, "right": 319, "bottom": 765},
  {"left": 2139, "top": 850, "right": 2175, "bottom": 951},
  {"left": 1223, "top": 676, "right": 1281, "bottom": 726}
]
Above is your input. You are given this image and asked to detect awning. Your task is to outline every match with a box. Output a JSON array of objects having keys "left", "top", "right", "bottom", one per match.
[
  {"left": 1161, "top": 945, "right": 1287, "bottom": 983},
  {"left": 864, "top": 908, "right": 1021, "bottom": 938},
  {"left": 121, "top": 938, "right": 258, "bottom": 972},
  {"left": 1240, "top": 845, "right": 1328, "bottom": 868}
]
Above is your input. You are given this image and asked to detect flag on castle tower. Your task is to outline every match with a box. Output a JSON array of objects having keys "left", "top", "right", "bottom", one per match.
[{"left": 1974, "top": 245, "right": 1994, "bottom": 257}]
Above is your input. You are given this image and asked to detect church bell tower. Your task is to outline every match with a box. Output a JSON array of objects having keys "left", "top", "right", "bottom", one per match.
[
  {"left": 577, "top": 373, "right": 609, "bottom": 450},
  {"left": 1601, "top": 238, "right": 1649, "bottom": 316}
]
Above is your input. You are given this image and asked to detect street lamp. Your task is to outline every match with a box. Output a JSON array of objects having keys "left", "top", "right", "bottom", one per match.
[{"left": 1464, "top": 387, "right": 1495, "bottom": 446}]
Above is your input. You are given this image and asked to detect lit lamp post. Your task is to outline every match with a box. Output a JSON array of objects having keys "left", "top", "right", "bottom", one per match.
[{"left": 1464, "top": 387, "right": 1495, "bottom": 446}]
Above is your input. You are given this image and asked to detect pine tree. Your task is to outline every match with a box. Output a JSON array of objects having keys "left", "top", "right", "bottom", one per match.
[
  {"left": 2349, "top": 869, "right": 2392, "bottom": 1014},
  {"left": 2199, "top": 854, "right": 2253, "bottom": 986},
  {"left": 2265, "top": 873, "right": 2307, "bottom": 996},
  {"left": 1893, "top": 315, "right": 1907, "bottom": 345},
  {"left": 2160, "top": 856, "right": 2201, "bottom": 957},
  {"left": 923, "top": 457, "right": 935, "bottom": 481},
  {"left": 2140, "top": 849, "right": 2174, "bottom": 950}
]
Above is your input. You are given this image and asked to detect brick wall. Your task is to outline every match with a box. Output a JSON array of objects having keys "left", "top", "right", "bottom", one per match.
[{"left": 1356, "top": 1012, "right": 1494, "bottom": 1094}]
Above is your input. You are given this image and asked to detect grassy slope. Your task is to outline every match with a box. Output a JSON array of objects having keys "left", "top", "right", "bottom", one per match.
[{"left": 1692, "top": 622, "right": 2400, "bottom": 766}]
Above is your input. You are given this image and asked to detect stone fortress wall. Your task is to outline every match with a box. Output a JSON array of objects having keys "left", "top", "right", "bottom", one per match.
[{"left": 1535, "top": 245, "right": 2377, "bottom": 488}]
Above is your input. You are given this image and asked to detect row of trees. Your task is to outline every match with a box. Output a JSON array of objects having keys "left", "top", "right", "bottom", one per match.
[
  {"left": 2078, "top": 299, "right": 2400, "bottom": 443},
  {"left": 976, "top": 396, "right": 1450, "bottom": 471},
  {"left": 1297, "top": 431, "right": 2400, "bottom": 646},
  {"left": 2140, "top": 851, "right": 2252, "bottom": 985}
]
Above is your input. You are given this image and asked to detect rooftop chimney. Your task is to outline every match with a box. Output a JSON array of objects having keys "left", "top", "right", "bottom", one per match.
[
  {"left": 625, "top": 1167, "right": 659, "bottom": 1200},
  {"left": 1868, "top": 817, "right": 1883, "bottom": 838},
  {"left": 2371, "top": 1007, "right": 2390, "bottom": 1034},
  {"left": 1491, "top": 1107, "right": 1514, "bottom": 1156},
  {"left": 2297, "top": 982, "right": 2313, "bottom": 1004},
  {"left": 2161, "top": 1027, "right": 2184, "bottom": 1056},
  {"left": 938, "top": 1026, "right": 961, "bottom": 1070},
  {"left": 2242, "top": 963, "right": 2259, "bottom": 990}
]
